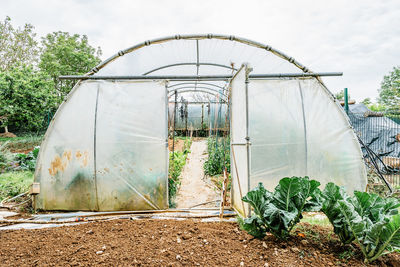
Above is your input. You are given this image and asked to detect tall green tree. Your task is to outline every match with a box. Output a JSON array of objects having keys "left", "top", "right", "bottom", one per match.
[
  {"left": 378, "top": 66, "right": 400, "bottom": 110},
  {"left": 0, "top": 16, "right": 39, "bottom": 71},
  {"left": 39, "top": 31, "right": 102, "bottom": 99},
  {"left": 0, "top": 66, "right": 58, "bottom": 132},
  {"left": 334, "top": 89, "right": 350, "bottom": 101}
]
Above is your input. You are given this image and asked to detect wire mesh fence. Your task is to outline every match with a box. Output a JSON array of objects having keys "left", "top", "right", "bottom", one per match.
[{"left": 348, "top": 109, "right": 400, "bottom": 189}]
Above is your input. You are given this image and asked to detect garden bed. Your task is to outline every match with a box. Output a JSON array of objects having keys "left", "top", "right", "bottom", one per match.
[{"left": 1, "top": 219, "right": 399, "bottom": 266}]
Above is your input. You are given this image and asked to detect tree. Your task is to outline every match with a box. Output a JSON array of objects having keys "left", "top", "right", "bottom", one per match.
[
  {"left": 0, "top": 66, "right": 58, "bottom": 132},
  {"left": 39, "top": 31, "right": 102, "bottom": 99},
  {"left": 378, "top": 66, "right": 400, "bottom": 110},
  {"left": 0, "top": 16, "right": 39, "bottom": 71},
  {"left": 334, "top": 89, "right": 350, "bottom": 100},
  {"left": 361, "top": 98, "right": 371, "bottom": 105}
]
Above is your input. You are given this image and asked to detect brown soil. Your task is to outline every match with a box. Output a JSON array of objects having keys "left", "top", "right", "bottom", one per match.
[
  {"left": 10, "top": 148, "right": 34, "bottom": 154},
  {"left": 168, "top": 139, "right": 185, "bottom": 152},
  {"left": 1, "top": 219, "right": 399, "bottom": 266},
  {"left": 0, "top": 132, "right": 17, "bottom": 138}
]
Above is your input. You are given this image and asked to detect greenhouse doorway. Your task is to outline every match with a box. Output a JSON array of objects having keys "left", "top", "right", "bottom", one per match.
[{"left": 167, "top": 80, "right": 231, "bottom": 209}]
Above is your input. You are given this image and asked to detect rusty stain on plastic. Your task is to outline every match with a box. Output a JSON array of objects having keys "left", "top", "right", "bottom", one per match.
[
  {"left": 49, "top": 150, "right": 89, "bottom": 176},
  {"left": 48, "top": 150, "right": 71, "bottom": 176}
]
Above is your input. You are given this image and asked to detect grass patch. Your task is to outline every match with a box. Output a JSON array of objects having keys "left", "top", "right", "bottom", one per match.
[
  {"left": 300, "top": 213, "right": 331, "bottom": 227},
  {"left": 0, "top": 171, "right": 34, "bottom": 201}
]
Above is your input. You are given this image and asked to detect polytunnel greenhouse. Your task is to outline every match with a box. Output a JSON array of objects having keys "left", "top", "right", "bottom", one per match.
[{"left": 33, "top": 34, "right": 367, "bottom": 215}]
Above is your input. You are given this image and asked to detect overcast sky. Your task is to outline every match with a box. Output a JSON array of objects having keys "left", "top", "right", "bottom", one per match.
[{"left": 1, "top": 0, "right": 399, "bottom": 102}]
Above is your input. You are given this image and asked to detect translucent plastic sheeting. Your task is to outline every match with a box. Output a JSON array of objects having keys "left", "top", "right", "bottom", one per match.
[
  {"left": 95, "top": 81, "right": 168, "bottom": 211},
  {"left": 95, "top": 38, "right": 301, "bottom": 77},
  {"left": 34, "top": 82, "right": 98, "bottom": 210},
  {"left": 34, "top": 80, "right": 168, "bottom": 211},
  {"left": 248, "top": 78, "right": 367, "bottom": 193},
  {"left": 230, "top": 67, "right": 250, "bottom": 216}
]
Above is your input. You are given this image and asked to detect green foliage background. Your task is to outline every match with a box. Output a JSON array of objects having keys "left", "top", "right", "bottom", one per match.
[
  {"left": 378, "top": 66, "right": 400, "bottom": 109},
  {"left": 0, "top": 17, "right": 102, "bottom": 133}
]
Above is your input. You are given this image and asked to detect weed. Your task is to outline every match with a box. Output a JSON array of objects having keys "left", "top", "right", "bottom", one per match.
[{"left": 338, "top": 249, "right": 355, "bottom": 261}]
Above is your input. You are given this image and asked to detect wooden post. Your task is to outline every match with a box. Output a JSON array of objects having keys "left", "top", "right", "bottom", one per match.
[{"left": 219, "top": 167, "right": 229, "bottom": 219}]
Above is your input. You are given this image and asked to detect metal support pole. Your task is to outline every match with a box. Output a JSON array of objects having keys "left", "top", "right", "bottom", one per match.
[
  {"left": 172, "top": 92, "right": 177, "bottom": 159},
  {"left": 344, "top": 88, "right": 349, "bottom": 114},
  {"left": 59, "top": 72, "right": 343, "bottom": 81},
  {"left": 245, "top": 66, "right": 251, "bottom": 217}
]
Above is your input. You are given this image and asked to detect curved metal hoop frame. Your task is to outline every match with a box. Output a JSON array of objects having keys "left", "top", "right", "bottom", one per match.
[
  {"left": 168, "top": 89, "right": 227, "bottom": 102},
  {"left": 87, "top": 34, "right": 311, "bottom": 76},
  {"left": 143, "top": 62, "right": 236, "bottom": 75}
]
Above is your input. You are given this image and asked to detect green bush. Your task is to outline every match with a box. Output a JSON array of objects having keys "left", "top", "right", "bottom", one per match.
[
  {"left": 204, "top": 137, "right": 230, "bottom": 176},
  {"left": 0, "top": 65, "right": 58, "bottom": 132}
]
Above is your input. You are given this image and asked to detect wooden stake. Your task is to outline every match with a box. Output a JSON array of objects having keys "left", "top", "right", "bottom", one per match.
[{"left": 219, "top": 167, "right": 229, "bottom": 219}]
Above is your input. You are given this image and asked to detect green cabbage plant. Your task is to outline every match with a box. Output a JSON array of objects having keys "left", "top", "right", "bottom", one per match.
[
  {"left": 240, "top": 176, "right": 321, "bottom": 240},
  {"left": 317, "top": 182, "right": 355, "bottom": 244},
  {"left": 318, "top": 183, "right": 400, "bottom": 263}
]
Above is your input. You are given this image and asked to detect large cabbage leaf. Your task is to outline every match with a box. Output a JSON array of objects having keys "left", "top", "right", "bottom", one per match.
[
  {"left": 325, "top": 187, "right": 400, "bottom": 263},
  {"left": 318, "top": 183, "right": 355, "bottom": 244},
  {"left": 241, "top": 177, "right": 320, "bottom": 240}
]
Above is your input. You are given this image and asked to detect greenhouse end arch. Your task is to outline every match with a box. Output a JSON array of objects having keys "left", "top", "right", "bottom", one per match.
[{"left": 33, "top": 34, "right": 367, "bottom": 213}]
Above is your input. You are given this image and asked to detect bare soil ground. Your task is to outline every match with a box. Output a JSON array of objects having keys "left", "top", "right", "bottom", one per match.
[
  {"left": 175, "top": 140, "right": 219, "bottom": 209},
  {"left": 0, "top": 132, "right": 17, "bottom": 138},
  {"left": 1, "top": 219, "right": 399, "bottom": 266},
  {"left": 168, "top": 139, "right": 185, "bottom": 152}
]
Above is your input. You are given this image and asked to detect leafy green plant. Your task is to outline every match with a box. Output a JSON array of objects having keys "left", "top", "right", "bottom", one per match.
[
  {"left": 240, "top": 177, "right": 320, "bottom": 240},
  {"left": 183, "top": 138, "right": 192, "bottom": 154},
  {"left": 318, "top": 183, "right": 400, "bottom": 263},
  {"left": 15, "top": 146, "right": 39, "bottom": 171},
  {"left": 204, "top": 137, "right": 230, "bottom": 176},
  {"left": 337, "top": 192, "right": 400, "bottom": 263},
  {"left": 168, "top": 150, "right": 190, "bottom": 208},
  {"left": 317, "top": 183, "right": 355, "bottom": 244}
]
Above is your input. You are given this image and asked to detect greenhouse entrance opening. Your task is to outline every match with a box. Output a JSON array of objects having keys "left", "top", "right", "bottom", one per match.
[
  {"left": 167, "top": 78, "right": 230, "bottom": 209},
  {"left": 34, "top": 34, "right": 367, "bottom": 213}
]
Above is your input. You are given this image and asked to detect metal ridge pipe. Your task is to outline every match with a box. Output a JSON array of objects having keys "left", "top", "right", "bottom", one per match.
[{"left": 59, "top": 72, "right": 343, "bottom": 80}]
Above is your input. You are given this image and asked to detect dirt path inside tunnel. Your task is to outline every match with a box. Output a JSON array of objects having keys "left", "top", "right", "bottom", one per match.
[{"left": 175, "top": 139, "right": 220, "bottom": 209}]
